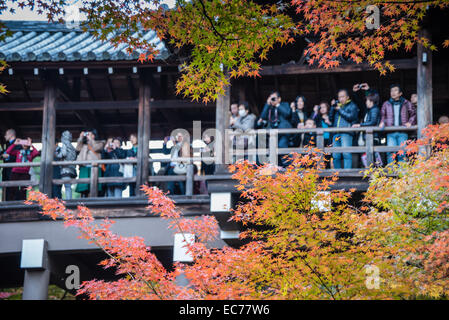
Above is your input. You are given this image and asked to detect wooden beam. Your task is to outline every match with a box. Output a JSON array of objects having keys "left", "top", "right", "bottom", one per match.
[
  {"left": 0, "top": 100, "right": 214, "bottom": 111},
  {"left": 417, "top": 29, "right": 432, "bottom": 138},
  {"left": 39, "top": 80, "right": 56, "bottom": 195},
  {"left": 260, "top": 58, "right": 417, "bottom": 76}
]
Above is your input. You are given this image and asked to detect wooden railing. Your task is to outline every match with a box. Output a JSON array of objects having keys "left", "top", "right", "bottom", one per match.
[
  {"left": 228, "top": 125, "right": 418, "bottom": 167},
  {"left": 0, "top": 157, "right": 219, "bottom": 198},
  {"left": 0, "top": 125, "right": 418, "bottom": 201}
]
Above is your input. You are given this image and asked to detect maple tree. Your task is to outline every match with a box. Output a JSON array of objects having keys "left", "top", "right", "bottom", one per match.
[
  {"left": 1, "top": 1, "right": 448, "bottom": 102},
  {"left": 25, "top": 141, "right": 449, "bottom": 300},
  {"left": 292, "top": 0, "right": 449, "bottom": 74},
  {"left": 364, "top": 123, "right": 449, "bottom": 298}
]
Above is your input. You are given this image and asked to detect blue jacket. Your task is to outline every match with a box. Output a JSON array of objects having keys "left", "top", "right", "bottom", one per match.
[
  {"left": 259, "top": 102, "right": 292, "bottom": 129},
  {"left": 330, "top": 100, "right": 359, "bottom": 128}
]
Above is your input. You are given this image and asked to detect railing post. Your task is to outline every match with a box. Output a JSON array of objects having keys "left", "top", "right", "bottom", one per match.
[
  {"left": 316, "top": 129, "right": 324, "bottom": 150},
  {"left": 89, "top": 164, "right": 99, "bottom": 198},
  {"left": 186, "top": 162, "right": 194, "bottom": 196},
  {"left": 269, "top": 130, "right": 278, "bottom": 166},
  {"left": 316, "top": 129, "right": 325, "bottom": 168},
  {"left": 365, "top": 128, "right": 374, "bottom": 167}
]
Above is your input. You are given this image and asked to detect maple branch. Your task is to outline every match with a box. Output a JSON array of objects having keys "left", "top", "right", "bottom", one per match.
[
  {"left": 296, "top": 253, "right": 338, "bottom": 299},
  {"left": 86, "top": 233, "right": 165, "bottom": 300},
  {"left": 195, "top": 0, "right": 240, "bottom": 41}
]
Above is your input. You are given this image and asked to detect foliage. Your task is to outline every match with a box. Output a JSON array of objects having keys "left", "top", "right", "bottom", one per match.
[
  {"left": 1, "top": 1, "right": 448, "bottom": 101},
  {"left": 365, "top": 124, "right": 449, "bottom": 235},
  {"left": 25, "top": 186, "right": 260, "bottom": 299},
  {"left": 0, "top": 285, "right": 75, "bottom": 300},
  {"left": 365, "top": 124, "right": 449, "bottom": 298},
  {"left": 0, "top": 59, "right": 8, "bottom": 94},
  {"left": 25, "top": 147, "right": 443, "bottom": 300},
  {"left": 227, "top": 152, "right": 424, "bottom": 299},
  {"left": 292, "top": 0, "right": 448, "bottom": 74}
]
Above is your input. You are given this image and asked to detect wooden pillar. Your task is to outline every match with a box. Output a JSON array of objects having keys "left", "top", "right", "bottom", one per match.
[
  {"left": 39, "top": 80, "right": 56, "bottom": 195},
  {"left": 136, "top": 71, "right": 151, "bottom": 196},
  {"left": 417, "top": 29, "right": 433, "bottom": 138},
  {"left": 215, "top": 77, "right": 231, "bottom": 174}
]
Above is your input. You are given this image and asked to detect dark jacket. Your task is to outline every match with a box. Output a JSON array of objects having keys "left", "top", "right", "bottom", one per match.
[
  {"left": 126, "top": 146, "right": 138, "bottom": 158},
  {"left": 330, "top": 100, "right": 359, "bottom": 128},
  {"left": 2, "top": 139, "right": 18, "bottom": 181},
  {"left": 102, "top": 147, "right": 127, "bottom": 189},
  {"left": 380, "top": 97, "right": 416, "bottom": 127},
  {"left": 291, "top": 109, "right": 307, "bottom": 128},
  {"left": 360, "top": 105, "right": 381, "bottom": 142},
  {"left": 259, "top": 102, "right": 292, "bottom": 129},
  {"left": 360, "top": 106, "right": 381, "bottom": 127},
  {"left": 351, "top": 89, "right": 377, "bottom": 123}
]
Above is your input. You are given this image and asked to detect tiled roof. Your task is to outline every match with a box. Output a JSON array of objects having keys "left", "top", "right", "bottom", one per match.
[{"left": 0, "top": 20, "right": 169, "bottom": 62}]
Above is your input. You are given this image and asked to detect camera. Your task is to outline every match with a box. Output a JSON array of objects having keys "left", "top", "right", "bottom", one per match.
[
  {"left": 270, "top": 96, "right": 277, "bottom": 102},
  {"left": 16, "top": 139, "right": 31, "bottom": 146},
  {"left": 82, "top": 132, "right": 89, "bottom": 144}
]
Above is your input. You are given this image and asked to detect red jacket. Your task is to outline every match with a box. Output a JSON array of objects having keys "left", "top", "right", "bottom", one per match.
[
  {"left": 6, "top": 144, "right": 40, "bottom": 174},
  {"left": 380, "top": 98, "right": 417, "bottom": 127}
]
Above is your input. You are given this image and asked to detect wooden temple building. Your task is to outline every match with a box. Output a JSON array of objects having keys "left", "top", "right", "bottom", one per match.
[{"left": 0, "top": 8, "right": 448, "bottom": 299}]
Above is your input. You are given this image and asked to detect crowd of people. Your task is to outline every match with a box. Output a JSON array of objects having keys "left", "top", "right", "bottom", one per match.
[
  {"left": 229, "top": 82, "right": 425, "bottom": 168},
  {"left": 1, "top": 81, "right": 448, "bottom": 200}
]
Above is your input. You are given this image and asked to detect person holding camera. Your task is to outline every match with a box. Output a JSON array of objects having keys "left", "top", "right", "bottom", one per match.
[
  {"left": 102, "top": 137, "right": 127, "bottom": 198},
  {"left": 75, "top": 129, "right": 104, "bottom": 197},
  {"left": 2, "top": 129, "right": 18, "bottom": 201},
  {"left": 257, "top": 91, "right": 292, "bottom": 166},
  {"left": 329, "top": 89, "right": 359, "bottom": 169},
  {"left": 290, "top": 95, "right": 307, "bottom": 147},
  {"left": 6, "top": 137, "right": 40, "bottom": 200}
]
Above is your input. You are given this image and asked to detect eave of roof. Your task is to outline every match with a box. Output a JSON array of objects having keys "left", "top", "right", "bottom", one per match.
[{"left": 0, "top": 20, "right": 170, "bottom": 62}]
